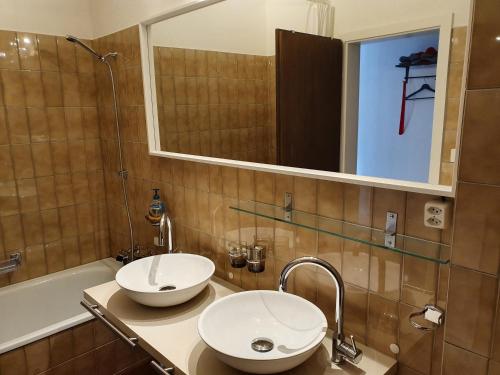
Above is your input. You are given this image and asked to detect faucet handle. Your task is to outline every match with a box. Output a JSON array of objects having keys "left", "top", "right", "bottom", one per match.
[
  {"left": 349, "top": 335, "right": 357, "bottom": 353},
  {"left": 335, "top": 334, "right": 363, "bottom": 365}
]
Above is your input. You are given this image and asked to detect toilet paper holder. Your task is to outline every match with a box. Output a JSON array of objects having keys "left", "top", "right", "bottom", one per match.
[{"left": 409, "top": 304, "right": 445, "bottom": 331}]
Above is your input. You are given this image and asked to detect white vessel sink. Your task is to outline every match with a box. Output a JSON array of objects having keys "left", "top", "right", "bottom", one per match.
[
  {"left": 115, "top": 254, "right": 215, "bottom": 307},
  {"left": 198, "top": 290, "right": 327, "bottom": 374}
]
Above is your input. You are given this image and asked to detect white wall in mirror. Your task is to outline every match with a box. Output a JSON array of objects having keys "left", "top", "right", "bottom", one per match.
[
  {"left": 136, "top": 0, "right": 472, "bottom": 197},
  {"left": 89, "top": 0, "right": 470, "bottom": 38}
]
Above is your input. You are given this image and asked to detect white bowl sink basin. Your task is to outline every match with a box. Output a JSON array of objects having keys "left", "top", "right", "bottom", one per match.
[
  {"left": 115, "top": 254, "right": 215, "bottom": 307},
  {"left": 198, "top": 290, "right": 327, "bottom": 374}
]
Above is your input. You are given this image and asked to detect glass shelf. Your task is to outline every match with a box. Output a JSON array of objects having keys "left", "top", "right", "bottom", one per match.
[{"left": 230, "top": 200, "right": 450, "bottom": 265}]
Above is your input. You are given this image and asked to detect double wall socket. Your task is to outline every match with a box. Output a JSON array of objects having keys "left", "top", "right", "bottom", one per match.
[{"left": 424, "top": 200, "right": 452, "bottom": 229}]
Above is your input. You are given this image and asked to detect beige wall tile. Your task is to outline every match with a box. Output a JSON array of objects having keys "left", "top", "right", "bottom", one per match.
[
  {"left": 41, "top": 71, "right": 63, "bottom": 106},
  {"left": 1, "top": 214, "right": 24, "bottom": 251},
  {"left": 56, "top": 36, "right": 76, "bottom": 73},
  {"left": 6, "top": 107, "right": 30, "bottom": 144},
  {"left": 342, "top": 227, "right": 370, "bottom": 289},
  {"left": 0, "top": 180, "right": 19, "bottom": 217},
  {"left": 344, "top": 284, "right": 368, "bottom": 344},
  {"left": 344, "top": 185, "right": 372, "bottom": 226},
  {"left": 317, "top": 180, "right": 343, "bottom": 220},
  {"left": 450, "top": 27, "right": 467, "bottom": 63},
  {"left": 294, "top": 177, "right": 317, "bottom": 214},
  {"left": 401, "top": 249, "right": 438, "bottom": 307},
  {"left": 31, "top": 143, "right": 53, "bottom": 177},
  {"left": 369, "top": 248, "right": 401, "bottom": 301},
  {"left": 23, "top": 71, "right": 46, "bottom": 107},
  {"left": 367, "top": 293, "right": 398, "bottom": 357},
  {"left": 17, "top": 178, "right": 39, "bottom": 213},
  {"left": 36, "top": 176, "right": 57, "bottom": 210},
  {"left": 25, "top": 244, "right": 47, "bottom": 278},
  {"left": 41, "top": 208, "right": 61, "bottom": 243},
  {"left": 11, "top": 144, "right": 34, "bottom": 179},
  {"left": 0, "top": 108, "right": 8, "bottom": 146},
  {"left": 0, "top": 30, "right": 20, "bottom": 70},
  {"left": 22, "top": 211, "right": 44, "bottom": 247},
  {"left": 45, "top": 240, "right": 64, "bottom": 273},
  {"left": 0, "top": 145, "right": 14, "bottom": 181},
  {"left": 1, "top": 70, "right": 25, "bottom": 106},
  {"left": 37, "top": 34, "right": 59, "bottom": 72},
  {"left": 238, "top": 169, "right": 255, "bottom": 201}
]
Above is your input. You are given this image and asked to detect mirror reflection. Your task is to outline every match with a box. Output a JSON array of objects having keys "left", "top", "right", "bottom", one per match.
[{"left": 149, "top": 0, "right": 470, "bottom": 186}]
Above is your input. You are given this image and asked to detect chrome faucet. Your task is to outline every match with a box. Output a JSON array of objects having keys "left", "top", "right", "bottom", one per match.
[
  {"left": 278, "top": 256, "right": 363, "bottom": 365},
  {"left": 158, "top": 212, "right": 175, "bottom": 253}
]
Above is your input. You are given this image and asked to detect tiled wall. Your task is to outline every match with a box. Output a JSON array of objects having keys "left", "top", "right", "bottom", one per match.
[
  {"left": 439, "top": 26, "right": 467, "bottom": 185},
  {"left": 95, "top": 26, "right": 454, "bottom": 375},
  {"left": 442, "top": 0, "right": 500, "bottom": 374},
  {"left": 153, "top": 46, "right": 276, "bottom": 164},
  {"left": 0, "top": 18, "right": 473, "bottom": 375},
  {"left": 0, "top": 320, "right": 154, "bottom": 375},
  {"left": 0, "top": 30, "right": 109, "bottom": 287}
]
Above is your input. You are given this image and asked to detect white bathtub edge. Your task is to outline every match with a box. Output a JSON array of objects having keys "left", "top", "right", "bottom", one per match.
[{"left": 0, "top": 312, "right": 93, "bottom": 355}]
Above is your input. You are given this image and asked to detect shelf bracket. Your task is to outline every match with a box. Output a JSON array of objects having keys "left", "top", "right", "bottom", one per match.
[
  {"left": 284, "top": 192, "right": 293, "bottom": 222},
  {"left": 385, "top": 212, "right": 397, "bottom": 248}
]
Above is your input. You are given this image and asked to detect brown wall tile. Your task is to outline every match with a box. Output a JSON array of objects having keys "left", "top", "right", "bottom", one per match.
[
  {"left": 399, "top": 303, "right": 433, "bottom": 374},
  {"left": 443, "top": 343, "right": 488, "bottom": 375},
  {"left": 468, "top": 0, "right": 500, "bottom": 89},
  {"left": 460, "top": 90, "right": 500, "bottom": 185},
  {"left": 366, "top": 293, "right": 398, "bottom": 356},
  {"left": 446, "top": 266, "right": 497, "bottom": 356},
  {"left": 452, "top": 183, "right": 500, "bottom": 274}
]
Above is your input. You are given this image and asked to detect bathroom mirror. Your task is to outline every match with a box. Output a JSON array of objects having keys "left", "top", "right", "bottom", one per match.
[{"left": 140, "top": 0, "right": 471, "bottom": 196}]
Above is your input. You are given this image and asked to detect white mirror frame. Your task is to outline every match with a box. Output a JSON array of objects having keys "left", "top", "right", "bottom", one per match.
[{"left": 139, "top": 0, "right": 466, "bottom": 198}]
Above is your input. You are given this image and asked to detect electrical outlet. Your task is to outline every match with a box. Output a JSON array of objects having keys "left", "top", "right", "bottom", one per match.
[{"left": 424, "top": 200, "right": 452, "bottom": 229}]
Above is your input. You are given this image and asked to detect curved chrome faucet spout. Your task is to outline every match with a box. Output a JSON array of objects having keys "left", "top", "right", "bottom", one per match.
[
  {"left": 279, "top": 256, "right": 362, "bottom": 365},
  {"left": 159, "top": 212, "right": 175, "bottom": 254}
]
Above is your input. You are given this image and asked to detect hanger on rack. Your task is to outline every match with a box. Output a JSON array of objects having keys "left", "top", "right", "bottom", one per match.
[{"left": 405, "top": 83, "right": 435, "bottom": 100}]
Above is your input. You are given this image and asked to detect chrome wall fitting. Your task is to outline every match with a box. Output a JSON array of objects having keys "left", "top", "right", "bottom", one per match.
[
  {"left": 384, "top": 212, "right": 397, "bottom": 248},
  {"left": 284, "top": 192, "right": 293, "bottom": 222},
  {"left": 409, "top": 304, "right": 445, "bottom": 331},
  {"left": 0, "top": 252, "right": 22, "bottom": 275}
]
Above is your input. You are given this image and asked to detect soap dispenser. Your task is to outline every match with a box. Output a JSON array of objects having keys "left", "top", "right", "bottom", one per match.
[
  {"left": 145, "top": 188, "right": 175, "bottom": 253},
  {"left": 146, "top": 188, "right": 165, "bottom": 224}
]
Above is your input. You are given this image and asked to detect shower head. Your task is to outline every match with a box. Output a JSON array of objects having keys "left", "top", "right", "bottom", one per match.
[{"left": 65, "top": 35, "right": 104, "bottom": 61}]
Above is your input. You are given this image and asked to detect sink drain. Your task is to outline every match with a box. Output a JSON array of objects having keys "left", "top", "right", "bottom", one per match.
[
  {"left": 159, "top": 285, "right": 176, "bottom": 291},
  {"left": 251, "top": 338, "right": 274, "bottom": 353}
]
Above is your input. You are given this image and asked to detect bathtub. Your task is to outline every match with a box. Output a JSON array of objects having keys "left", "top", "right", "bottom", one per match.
[{"left": 0, "top": 258, "right": 120, "bottom": 354}]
